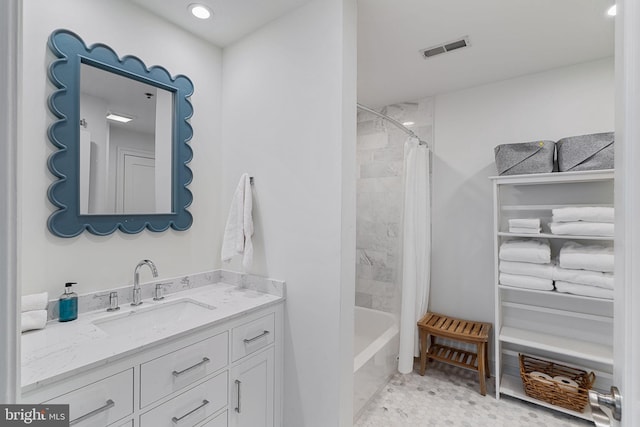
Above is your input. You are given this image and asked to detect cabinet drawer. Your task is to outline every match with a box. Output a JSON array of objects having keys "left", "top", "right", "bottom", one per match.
[
  {"left": 196, "top": 410, "right": 227, "bottom": 427},
  {"left": 140, "top": 332, "right": 228, "bottom": 408},
  {"left": 232, "top": 313, "right": 275, "bottom": 361},
  {"left": 140, "top": 371, "right": 228, "bottom": 427},
  {"left": 44, "top": 369, "right": 133, "bottom": 427}
]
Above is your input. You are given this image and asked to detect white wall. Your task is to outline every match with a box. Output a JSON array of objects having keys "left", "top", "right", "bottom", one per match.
[
  {"left": 79, "top": 93, "right": 109, "bottom": 212},
  {"left": 221, "top": 0, "right": 357, "bottom": 425},
  {"left": 155, "top": 89, "right": 173, "bottom": 213},
  {"left": 430, "top": 58, "right": 615, "bottom": 325},
  {"left": 20, "top": 0, "right": 223, "bottom": 296}
]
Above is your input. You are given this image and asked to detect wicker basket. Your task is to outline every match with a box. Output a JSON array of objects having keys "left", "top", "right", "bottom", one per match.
[{"left": 519, "top": 354, "right": 596, "bottom": 412}]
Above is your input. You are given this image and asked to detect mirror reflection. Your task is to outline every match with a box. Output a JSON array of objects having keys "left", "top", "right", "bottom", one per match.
[{"left": 79, "top": 63, "right": 174, "bottom": 214}]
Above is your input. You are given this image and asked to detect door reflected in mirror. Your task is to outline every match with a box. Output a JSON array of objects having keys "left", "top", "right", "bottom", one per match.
[{"left": 79, "top": 63, "right": 173, "bottom": 215}]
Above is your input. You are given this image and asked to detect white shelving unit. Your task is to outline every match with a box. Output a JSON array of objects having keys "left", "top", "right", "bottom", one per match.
[{"left": 491, "top": 169, "right": 614, "bottom": 422}]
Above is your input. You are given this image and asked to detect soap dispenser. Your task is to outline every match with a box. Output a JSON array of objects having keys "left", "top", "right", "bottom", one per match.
[{"left": 59, "top": 282, "right": 78, "bottom": 322}]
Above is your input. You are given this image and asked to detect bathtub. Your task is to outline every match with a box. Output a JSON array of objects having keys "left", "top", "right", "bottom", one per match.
[{"left": 353, "top": 306, "right": 399, "bottom": 420}]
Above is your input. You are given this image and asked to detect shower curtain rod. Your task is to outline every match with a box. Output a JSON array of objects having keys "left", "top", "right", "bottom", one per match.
[{"left": 357, "top": 103, "right": 428, "bottom": 146}]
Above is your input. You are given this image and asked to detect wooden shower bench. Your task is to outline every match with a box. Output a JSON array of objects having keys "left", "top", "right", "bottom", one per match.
[{"left": 417, "top": 312, "right": 492, "bottom": 395}]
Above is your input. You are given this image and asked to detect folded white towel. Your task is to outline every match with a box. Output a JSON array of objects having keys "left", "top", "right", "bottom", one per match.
[
  {"left": 499, "top": 260, "right": 554, "bottom": 279},
  {"left": 559, "top": 242, "right": 614, "bottom": 272},
  {"left": 221, "top": 174, "right": 254, "bottom": 269},
  {"left": 499, "top": 239, "right": 551, "bottom": 264},
  {"left": 549, "top": 221, "right": 614, "bottom": 237},
  {"left": 21, "top": 292, "right": 49, "bottom": 313},
  {"left": 508, "top": 218, "right": 540, "bottom": 229},
  {"left": 509, "top": 227, "right": 541, "bottom": 234},
  {"left": 555, "top": 281, "right": 614, "bottom": 300},
  {"left": 552, "top": 207, "right": 614, "bottom": 223},
  {"left": 553, "top": 266, "right": 614, "bottom": 289},
  {"left": 21, "top": 310, "right": 47, "bottom": 332},
  {"left": 499, "top": 273, "right": 554, "bottom": 291}
]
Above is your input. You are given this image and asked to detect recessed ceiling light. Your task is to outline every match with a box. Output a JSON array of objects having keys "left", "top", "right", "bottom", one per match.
[
  {"left": 607, "top": 5, "right": 617, "bottom": 16},
  {"left": 189, "top": 3, "right": 212, "bottom": 20},
  {"left": 403, "top": 121, "right": 415, "bottom": 126},
  {"left": 106, "top": 112, "right": 133, "bottom": 123}
]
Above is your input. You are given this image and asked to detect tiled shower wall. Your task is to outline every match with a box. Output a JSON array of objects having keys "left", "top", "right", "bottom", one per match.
[{"left": 356, "top": 98, "right": 433, "bottom": 314}]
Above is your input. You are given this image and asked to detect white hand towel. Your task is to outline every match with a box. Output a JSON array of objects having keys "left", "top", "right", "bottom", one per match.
[
  {"left": 21, "top": 292, "right": 49, "bottom": 313},
  {"left": 555, "top": 281, "right": 614, "bottom": 300},
  {"left": 549, "top": 221, "right": 614, "bottom": 237},
  {"left": 559, "top": 241, "right": 614, "bottom": 272},
  {"left": 242, "top": 175, "right": 254, "bottom": 270},
  {"left": 552, "top": 207, "right": 614, "bottom": 223},
  {"left": 499, "top": 239, "right": 551, "bottom": 264},
  {"left": 499, "top": 260, "right": 554, "bottom": 279},
  {"left": 221, "top": 173, "right": 254, "bottom": 269},
  {"left": 508, "top": 227, "right": 541, "bottom": 234},
  {"left": 499, "top": 273, "right": 554, "bottom": 291},
  {"left": 553, "top": 266, "right": 614, "bottom": 289},
  {"left": 508, "top": 218, "right": 540, "bottom": 229},
  {"left": 21, "top": 310, "right": 48, "bottom": 332}
]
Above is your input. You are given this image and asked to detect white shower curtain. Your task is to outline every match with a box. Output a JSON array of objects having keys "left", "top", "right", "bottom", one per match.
[{"left": 398, "top": 136, "right": 431, "bottom": 374}]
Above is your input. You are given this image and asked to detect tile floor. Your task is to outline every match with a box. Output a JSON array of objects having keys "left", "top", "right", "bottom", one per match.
[{"left": 355, "top": 362, "right": 594, "bottom": 427}]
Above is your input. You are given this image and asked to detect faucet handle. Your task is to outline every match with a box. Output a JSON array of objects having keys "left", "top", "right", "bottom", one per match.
[
  {"left": 107, "top": 291, "right": 120, "bottom": 312},
  {"left": 131, "top": 288, "right": 142, "bottom": 306},
  {"left": 153, "top": 283, "right": 166, "bottom": 301}
]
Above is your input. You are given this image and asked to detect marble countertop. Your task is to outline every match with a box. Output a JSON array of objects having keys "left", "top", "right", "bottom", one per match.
[{"left": 21, "top": 282, "right": 284, "bottom": 393}]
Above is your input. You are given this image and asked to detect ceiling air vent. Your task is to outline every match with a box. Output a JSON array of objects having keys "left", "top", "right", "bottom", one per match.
[{"left": 420, "top": 36, "right": 470, "bottom": 59}]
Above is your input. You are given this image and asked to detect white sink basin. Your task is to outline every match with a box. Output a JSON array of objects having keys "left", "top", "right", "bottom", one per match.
[{"left": 93, "top": 299, "right": 216, "bottom": 336}]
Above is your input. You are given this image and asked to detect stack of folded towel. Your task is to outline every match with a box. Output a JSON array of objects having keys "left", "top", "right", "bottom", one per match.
[
  {"left": 554, "top": 241, "right": 614, "bottom": 299},
  {"left": 21, "top": 292, "right": 48, "bottom": 332},
  {"left": 549, "top": 207, "right": 614, "bottom": 237},
  {"left": 499, "top": 239, "right": 554, "bottom": 291},
  {"left": 508, "top": 218, "right": 541, "bottom": 234}
]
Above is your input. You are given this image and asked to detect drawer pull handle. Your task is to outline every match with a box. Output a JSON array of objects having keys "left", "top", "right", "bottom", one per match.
[
  {"left": 172, "top": 357, "right": 210, "bottom": 377},
  {"left": 171, "top": 399, "right": 209, "bottom": 424},
  {"left": 235, "top": 379, "right": 242, "bottom": 413},
  {"left": 69, "top": 399, "right": 115, "bottom": 425},
  {"left": 244, "top": 330, "right": 270, "bottom": 344}
]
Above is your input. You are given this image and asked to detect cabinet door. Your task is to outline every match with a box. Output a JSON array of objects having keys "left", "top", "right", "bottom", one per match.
[{"left": 229, "top": 348, "right": 274, "bottom": 427}]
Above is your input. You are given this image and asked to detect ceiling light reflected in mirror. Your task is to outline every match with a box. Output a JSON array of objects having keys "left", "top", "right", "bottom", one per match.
[{"left": 106, "top": 112, "right": 134, "bottom": 123}]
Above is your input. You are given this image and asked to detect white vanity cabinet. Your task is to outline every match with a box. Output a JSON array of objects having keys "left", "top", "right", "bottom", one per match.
[{"left": 22, "top": 303, "right": 283, "bottom": 427}]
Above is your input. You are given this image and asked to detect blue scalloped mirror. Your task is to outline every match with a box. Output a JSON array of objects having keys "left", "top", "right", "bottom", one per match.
[{"left": 47, "top": 29, "right": 194, "bottom": 237}]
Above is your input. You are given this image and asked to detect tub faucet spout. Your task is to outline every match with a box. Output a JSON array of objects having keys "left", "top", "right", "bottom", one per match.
[{"left": 131, "top": 259, "right": 158, "bottom": 306}]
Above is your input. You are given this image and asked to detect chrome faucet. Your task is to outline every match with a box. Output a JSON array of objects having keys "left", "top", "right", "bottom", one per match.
[{"left": 131, "top": 259, "right": 158, "bottom": 306}]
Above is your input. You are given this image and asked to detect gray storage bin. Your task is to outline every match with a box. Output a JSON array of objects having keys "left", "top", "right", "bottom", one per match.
[
  {"left": 494, "top": 140, "right": 556, "bottom": 175},
  {"left": 556, "top": 132, "right": 614, "bottom": 172}
]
